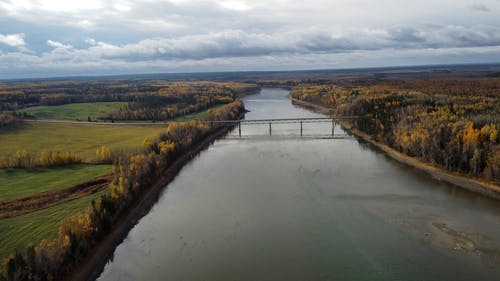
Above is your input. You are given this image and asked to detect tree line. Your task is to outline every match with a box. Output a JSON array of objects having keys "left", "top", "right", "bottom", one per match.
[
  {"left": 0, "top": 113, "right": 21, "bottom": 129},
  {"left": 290, "top": 81, "right": 499, "bottom": 182},
  {"left": 99, "top": 91, "right": 235, "bottom": 121},
  {"left": 0, "top": 81, "right": 258, "bottom": 111},
  {"left": 0, "top": 151, "right": 82, "bottom": 169},
  {"left": 0, "top": 100, "right": 245, "bottom": 281}
]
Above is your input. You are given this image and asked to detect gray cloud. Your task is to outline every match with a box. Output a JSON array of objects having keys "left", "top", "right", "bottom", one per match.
[
  {"left": 469, "top": 2, "right": 491, "bottom": 12},
  {"left": 26, "top": 25, "right": 498, "bottom": 63},
  {"left": 1, "top": 0, "right": 500, "bottom": 78}
]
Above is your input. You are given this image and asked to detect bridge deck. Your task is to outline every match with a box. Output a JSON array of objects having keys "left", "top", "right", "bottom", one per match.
[
  {"left": 211, "top": 116, "right": 359, "bottom": 137},
  {"left": 210, "top": 116, "right": 358, "bottom": 124},
  {"left": 225, "top": 134, "right": 354, "bottom": 140}
]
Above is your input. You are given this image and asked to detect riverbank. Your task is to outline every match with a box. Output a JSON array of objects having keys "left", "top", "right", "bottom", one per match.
[
  {"left": 66, "top": 123, "right": 239, "bottom": 281},
  {"left": 289, "top": 96, "right": 500, "bottom": 200}
]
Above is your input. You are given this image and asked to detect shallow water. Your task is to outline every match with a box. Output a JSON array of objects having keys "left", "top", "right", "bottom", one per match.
[{"left": 98, "top": 88, "right": 500, "bottom": 281}]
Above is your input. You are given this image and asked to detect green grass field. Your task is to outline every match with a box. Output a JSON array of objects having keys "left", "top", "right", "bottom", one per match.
[
  {"left": 0, "top": 122, "right": 165, "bottom": 160},
  {"left": 20, "top": 102, "right": 128, "bottom": 120},
  {"left": 170, "top": 104, "right": 224, "bottom": 122},
  {"left": 20, "top": 102, "right": 222, "bottom": 122},
  {"left": 0, "top": 189, "right": 109, "bottom": 259},
  {"left": 0, "top": 164, "right": 112, "bottom": 201}
]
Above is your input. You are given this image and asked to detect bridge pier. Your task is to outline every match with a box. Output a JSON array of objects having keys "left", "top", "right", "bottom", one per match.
[{"left": 205, "top": 117, "right": 358, "bottom": 137}]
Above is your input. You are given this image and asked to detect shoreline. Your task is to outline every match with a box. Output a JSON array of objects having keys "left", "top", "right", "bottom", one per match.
[
  {"left": 289, "top": 96, "right": 500, "bottom": 200},
  {"left": 66, "top": 123, "right": 237, "bottom": 281}
]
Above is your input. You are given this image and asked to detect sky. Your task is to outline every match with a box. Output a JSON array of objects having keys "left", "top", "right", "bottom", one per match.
[{"left": 1, "top": 0, "right": 500, "bottom": 78}]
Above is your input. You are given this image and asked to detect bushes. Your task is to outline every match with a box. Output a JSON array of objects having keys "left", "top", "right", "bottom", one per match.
[
  {"left": 0, "top": 112, "right": 20, "bottom": 129},
  {"left": 0, "top": 151, "right": 82, "bottom": 169}
]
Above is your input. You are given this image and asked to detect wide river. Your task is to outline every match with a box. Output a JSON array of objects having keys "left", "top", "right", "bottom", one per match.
[{"left": 98, "top": 88, "right": 500, "bottom": 281}]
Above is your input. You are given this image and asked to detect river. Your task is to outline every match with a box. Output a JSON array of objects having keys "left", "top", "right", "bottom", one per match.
[{"left": 97, "top": 88, "right": 500, "bottom": 281}]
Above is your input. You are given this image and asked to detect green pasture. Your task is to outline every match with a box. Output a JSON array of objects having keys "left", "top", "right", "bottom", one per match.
[
  {"left": 0, "top": 189, "right": 109, "bottom": 260},
  {"left": 0, "top": 164, "right": 112, "bottom": 201},
  {"left": 20, "top": 102, "right": 127, "bottom": 121},
  {"left": 0, "top": 122, "right": 166, "bottom": 161}
]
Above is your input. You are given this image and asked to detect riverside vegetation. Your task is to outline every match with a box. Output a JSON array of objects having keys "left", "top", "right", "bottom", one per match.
[
  {"left": 290, "top": 78, "right": 500, "bottom": 182},
  {"left": 0, "top": 100, "right": 245, "bottom": 280},
  {"left": 0, "top": 79, "right": 256, "bottom": 280}
]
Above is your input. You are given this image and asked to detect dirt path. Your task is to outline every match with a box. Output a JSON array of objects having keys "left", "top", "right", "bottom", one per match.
[
  {"left": 289, "top": 96, "right": 500, "bottom": 199},
  {"left": 0, "top": 175, "right": 111, "bottom": 219}
]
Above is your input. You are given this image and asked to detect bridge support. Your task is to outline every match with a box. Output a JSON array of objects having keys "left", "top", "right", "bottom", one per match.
[
  {"left": 269, "top": 122, "right": 272, "bottom": 136},
  {"left": 300, "top": 121, "right": 303, "bottom": 136},
  {"left": 238, "top": 122, "right": 241, "bottom": 137}
]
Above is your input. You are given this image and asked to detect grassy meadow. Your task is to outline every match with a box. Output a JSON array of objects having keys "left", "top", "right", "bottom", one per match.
[
  {"left": 0, "top": 164, "right": 112, "bottom": 201},
  {"left": 170, "top": 104, "right": 225, "bottom": 122},
  {"left": 20, "top": 102, "right": 128, "bottom": 120},
  {"left": 0, "top": 189, "right": 109, "bottom": 259},
  {"left": 0, "top": 122, "right": 166, "bottom": 161}
]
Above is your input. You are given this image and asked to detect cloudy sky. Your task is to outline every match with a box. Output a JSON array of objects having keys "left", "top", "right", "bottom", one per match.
[{"left": 1, "top": 0, "right": 500, "bottom": 78}]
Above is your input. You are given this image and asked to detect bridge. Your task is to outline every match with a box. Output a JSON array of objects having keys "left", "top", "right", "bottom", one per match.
[
  {"left": 209, "top": 117, "right": 359, "bottom": 137},
  {"left": 26, "top": 116, "right": 359, "bottom": 138}
]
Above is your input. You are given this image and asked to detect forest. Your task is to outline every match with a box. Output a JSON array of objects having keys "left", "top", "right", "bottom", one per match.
[
  {"left": 0, "top": 80, "right": 259, "bottom": 121},
  {"left": 290, "top": 79, "right": 500, "bottom": 182},
  {"left": 0, "top": 100, "right": 245, "bottom": 280}
]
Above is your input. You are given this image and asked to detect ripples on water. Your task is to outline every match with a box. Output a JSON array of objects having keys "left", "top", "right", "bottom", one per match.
[{"left": 98, "top": 88, "right": 500, "bottom": 281}]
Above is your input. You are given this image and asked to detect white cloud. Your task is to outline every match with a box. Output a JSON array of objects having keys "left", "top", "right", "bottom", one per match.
[
  {"left": 85, "top": 38, "right": 97, "bottom": 45},
  {"left": 113, "top": 3, "right": 131, "bottom": 12},
  {"left": 47, "top": 40, "right": 73, "bottom": 49},
  {"left": 40, "top": 0, "right": 102, "bottom": 12},
  {"left": 0, "top": 33, "right": 30, "bottom": 53},
  {"left": 219, "top": 1, "right": 251, "bottom": 11},
  {"left": 0, "top": 33, "right": 25, "bottom": 48},
  {"left": 135, "top": 19, "right": 184, "bottom": 31}
]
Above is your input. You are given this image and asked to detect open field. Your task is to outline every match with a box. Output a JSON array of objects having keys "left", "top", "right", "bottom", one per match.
[
  {"left": 0, "top": 122, "right": 165, "bottom": 160},
  {"left": 0, "top": 189, "right": 109, "bottom": 259},
  {"left": 169, "top": 104, "right": 225, "bottom": 122},
  {"left": 0, "top": 164, "right": 111, "bottom": 201},
  {"left": 16, "top": 102, "right": 223, "bottom": 124},
  {"left": 20, "top": 102, "right": 128, "bottom": 120}
]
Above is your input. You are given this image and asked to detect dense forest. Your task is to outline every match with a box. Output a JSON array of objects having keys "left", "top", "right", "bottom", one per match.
[
  {"left": 290, "top": 79, "right": 500, "bottom": 182},
  {"left": 0, "top": 81, "right": 259, "bottom": 117},
  {"left": 99, "top": 83, "right": 238, "bottom": 121},
  {"left": 0, "top": 100, "right": 245, "bottom": 281}
]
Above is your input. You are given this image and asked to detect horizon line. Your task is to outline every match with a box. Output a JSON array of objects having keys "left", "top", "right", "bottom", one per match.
[{"left": 2, "top": 61, "right": 500, "bottom": 82}]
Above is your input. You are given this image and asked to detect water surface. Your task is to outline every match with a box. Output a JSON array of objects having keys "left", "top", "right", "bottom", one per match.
[{"left": 98, "top": 88, "right": 500, "bottom": 281}]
